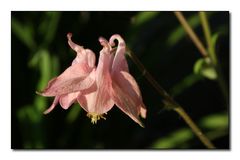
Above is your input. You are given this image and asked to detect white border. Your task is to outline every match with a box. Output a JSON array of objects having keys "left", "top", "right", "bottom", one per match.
[{"left": 1, "top": 0, "right": 239, "bottom": 160}]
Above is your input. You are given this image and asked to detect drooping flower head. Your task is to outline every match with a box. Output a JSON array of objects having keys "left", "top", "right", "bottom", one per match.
[{"left": 37, "top": 33, "right": 147, "bottom": 127}]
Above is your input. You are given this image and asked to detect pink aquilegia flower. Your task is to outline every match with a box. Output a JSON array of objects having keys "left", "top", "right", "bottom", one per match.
[
  {"left": 37, "top": 33, "right": 147, "bottom": 127},
  {"left": 37, "top": 33, "right": 96, "bottom": 114}
]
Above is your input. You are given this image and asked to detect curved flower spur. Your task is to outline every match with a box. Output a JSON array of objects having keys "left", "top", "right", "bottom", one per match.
[{"left": 37, "top": 33, "right": 147, "bottom": 127}]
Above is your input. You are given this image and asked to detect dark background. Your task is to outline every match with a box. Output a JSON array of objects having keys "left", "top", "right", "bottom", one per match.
[{"left": 11, "top": 11, "right": 229, "bottom": 149}]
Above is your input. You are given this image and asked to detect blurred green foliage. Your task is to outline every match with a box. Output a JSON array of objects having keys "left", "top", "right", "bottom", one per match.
[
  {"left": 12, "top": 17, "right": 36, "bottom": 50},
  {"left": 11, "top": 11, "right": 229, "bottom": 149},
  {"left": 132, "top": 12, "right": 159, "bottom": 28},
  {"left": 151, "top": 112, "right": 228, "bottom": 149},
  {"left": 167, "top": 13, "right": 202, "bottom": 47},
  {"left": 151, "top": 128, "right": 194, "bottom": 148}
]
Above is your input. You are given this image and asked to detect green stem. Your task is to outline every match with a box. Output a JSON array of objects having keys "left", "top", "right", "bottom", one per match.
[
  {"left": 199, "top": 12, "right": 217, "bottom": 65},
  {"left": 173, "top": 107, "right": 215, "bottom": 148},
  {"left": 174, "top": 11, "right": 208, "bottom": 57},
  {"left": 126, "top": 48, "right": 216, "bottom": 149},
  {"left": 199, "top": 11, "right": 228, "bottom": 106}
]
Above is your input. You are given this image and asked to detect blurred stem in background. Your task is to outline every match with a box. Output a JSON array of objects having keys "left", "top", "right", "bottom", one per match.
[
  {"left": 199, "top": 11, "right": 229, "bottom": 104},
  {"left": 174, "top": 11, "right": 228, "bottom": 106},
  {"left": 199, "top": 12, "right": 217, "bottom": 64},
  {"left": 174, "top": 12, "right": 208, "bottom": 57},
  {"left": 126, "top": 48, "right": 215, "bottom": 149}
]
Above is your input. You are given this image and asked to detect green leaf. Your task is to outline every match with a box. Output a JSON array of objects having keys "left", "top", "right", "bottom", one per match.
[
  {"left": 201, "top": 66, "right": 217, "bottom": 80},
  {"left": 34, "top": 96, "right": 47, "bottom": 112},
  {"left": 200, "top": 112, "right": 228, "bottom": 130},
  {"left": 151, "top": 128, "right": 193, "bottom": 148},
  {"left": 12, "top": 17, "right": 36, "bottom": 50},
  {"left": 170, "top": 73, "right": 202, "bottom": 97},
  {"left": 132, "top": 12, "right": 159, "bottom": 28},
  {"left": 210, "top": 33, "right": 219, "bottom": 59},
  {"left": 194, "top": 57, "right": 217, "bottom": 80},
  {"left": 39, "top": 50, "right": 52, "bottom": 89},
  {"left": 30, "top": 49, "right": 52, "bottom": 90},
  {"left": 194, "top": 58, "right": 205, "bottom": 74},
  {"left": 151, "top": 112, "right": 228, "bottom": 149},
  {"left": 28, "top": 51, "right": 41, "bottom": 68},
  {"left": 38, "top": 12, "right": 61, "bottom": 46}
]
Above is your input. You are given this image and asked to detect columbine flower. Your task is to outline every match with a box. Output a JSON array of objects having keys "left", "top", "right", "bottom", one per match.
[
  {"left": 38, "top": 33, "right": 147, "bottom": 127},
  {"left": 37, "top": 33, "right": 96, "bottom": 114}
]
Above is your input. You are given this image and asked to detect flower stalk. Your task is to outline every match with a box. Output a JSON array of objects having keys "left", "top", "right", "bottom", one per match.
[
  {"left": 174, "top": 11, "right": 208, "bottom": 57},
  {"left": 126, "top": 48, "right": 216, "bottom": 149},
  {"left": 199, "top": 11, "right": 228, "bottom": 103},
  {"left": 199, "top": 11, "right": 217, "bottom": 65}
]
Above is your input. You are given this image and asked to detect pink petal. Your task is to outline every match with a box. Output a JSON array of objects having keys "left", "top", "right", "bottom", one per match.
[
  {"left": 86, "top": 49, "right": 96, "bottom": 68},
  {"left": 68, "top": 33, "right": 96, "bottom": 68},
  {"left": 67, "top": 33, "right": 84, "bottom": 53},
  {"left": 43, "top": 96, "right": 60, "bottom": 114},
  {"left": 77, "top": 80, "right": 97, "bottom": 112},
  {"left": 78, "top": 83, "right": 114, "bottom": 114},
  {"left": 59, "top": 92, "right": 80, "bottom": 109},
  {"left": 109, "top": 34, "right": 129, "bottom": 74},
  {"left": 77, "top": 42, "right": 114, "bottom": 114},
  {"left": 39, "top": 65, "right": 95, "bottom": 96},
  {"left": 112, "top": 71, "right": 146, "bottom": 127},
  {"left": 39, "top": 34, "right": 97, "bottom": 97}
]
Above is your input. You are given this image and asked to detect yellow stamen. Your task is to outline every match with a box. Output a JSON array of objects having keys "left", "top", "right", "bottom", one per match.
[{"left": 87, "top": 113, "right": 106, "bottom": 124}]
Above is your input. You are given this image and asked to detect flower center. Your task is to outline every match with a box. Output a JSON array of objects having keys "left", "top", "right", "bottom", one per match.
[{"left": 87, "top": 113, "right": 106, "bottom": 124}]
